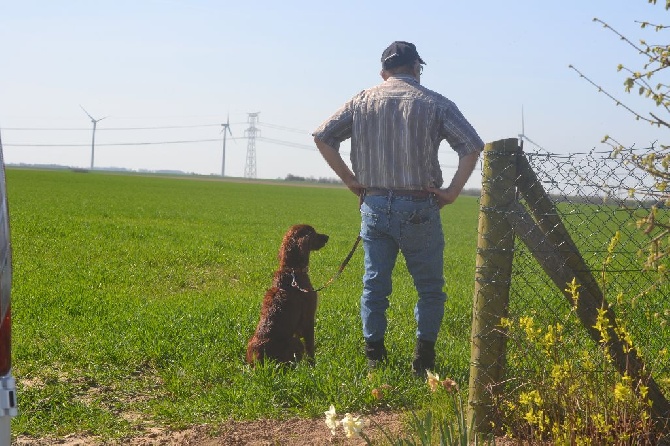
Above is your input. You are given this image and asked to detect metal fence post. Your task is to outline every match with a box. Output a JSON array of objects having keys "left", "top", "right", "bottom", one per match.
[{"left": 467, "top": 138, "right": 520, "bottom": 436}]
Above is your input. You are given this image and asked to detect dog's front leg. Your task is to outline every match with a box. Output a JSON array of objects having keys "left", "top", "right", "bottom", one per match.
[
  {"left": 303, "top": 324, "right": 315, "bottom": 363},
  {"left": 303, "top": 298, "right": 317, "bottom": 364}
]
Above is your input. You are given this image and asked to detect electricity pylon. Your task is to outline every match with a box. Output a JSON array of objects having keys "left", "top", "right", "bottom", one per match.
[{"left": 244, "top": 112, "right": 260, "bottom": 179}]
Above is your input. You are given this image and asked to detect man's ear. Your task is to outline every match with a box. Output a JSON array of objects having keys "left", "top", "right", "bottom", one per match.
[{"left": 381, "top": 69, "right": 389, "bottom": 80}]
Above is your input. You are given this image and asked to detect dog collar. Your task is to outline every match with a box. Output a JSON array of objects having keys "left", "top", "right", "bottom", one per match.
[{"left": 282, "top": 267, "right": 309, "bottom": 274}]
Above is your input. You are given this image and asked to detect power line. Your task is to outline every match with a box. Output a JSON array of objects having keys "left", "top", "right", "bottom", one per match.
[
  {"left": 257, "top": 122, "right": 310, "bottom": 134},
  {"left": 4, "top": 138, "right": 222, "bottom": 147},
  {"left": 2, "top": 124, "right": 223, "bottom": 131},
  {"left": 1, "top": 118, "right": 481, "bottom": 173},
  {"left": 257, "top": 137, "right": 314, "bottom": 151},
  {"left": 2, "top": 122, "right": 309, "bottom": 132}
]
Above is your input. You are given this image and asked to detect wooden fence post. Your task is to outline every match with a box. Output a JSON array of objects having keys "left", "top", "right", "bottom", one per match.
[{"left": 467, "top": 138, "right": 520, "bottom": 436}]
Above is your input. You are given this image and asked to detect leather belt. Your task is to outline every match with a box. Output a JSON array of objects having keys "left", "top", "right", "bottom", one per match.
[{"left": 365, "top": 188, "right": 431, "bottom": 199}]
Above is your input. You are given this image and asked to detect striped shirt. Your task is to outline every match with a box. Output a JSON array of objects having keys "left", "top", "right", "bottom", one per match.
[{"left": 313, "top": 74, "right": 484, "bottom": 189}]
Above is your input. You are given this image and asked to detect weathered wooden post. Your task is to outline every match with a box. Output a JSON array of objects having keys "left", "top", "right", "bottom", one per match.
[{"left": 467, "top": 138, "right": 520, "bottom": 437}]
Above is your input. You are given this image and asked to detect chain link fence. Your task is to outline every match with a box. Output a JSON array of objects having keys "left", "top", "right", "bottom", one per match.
[{"left": 467, "top": 139, "right": 670, "bottom": 437}]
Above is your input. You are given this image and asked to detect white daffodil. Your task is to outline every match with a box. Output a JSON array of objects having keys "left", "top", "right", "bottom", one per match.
[
  {"left": 324, "top": 405, "right": 339, "bottom": 435},
  {"left": 426, "top": 370, "right": 440, "bottom": 392},
  {"left": 341, "top": 412, "right": 365, "bottom": 438}
]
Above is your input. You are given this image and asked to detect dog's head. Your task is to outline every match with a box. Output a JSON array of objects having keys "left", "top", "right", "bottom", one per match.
[{"left": 279, "top": 224, "right": 329, "bottom": 268}]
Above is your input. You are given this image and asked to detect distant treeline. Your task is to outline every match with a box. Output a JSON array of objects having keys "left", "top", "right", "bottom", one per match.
[{"left": 284, "top": 174, "right": 344, "bottom": 185}]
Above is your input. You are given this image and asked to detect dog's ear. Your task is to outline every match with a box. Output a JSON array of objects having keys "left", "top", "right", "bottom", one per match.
[
  {"left": 278, "top": 225, "right": 313, "bottom": 265},
  {"left": 296, "top": 229, "right": 313, "bottom": 254},
  {"left": 278, "top": 228, "right": 298, "bottom": 263}
]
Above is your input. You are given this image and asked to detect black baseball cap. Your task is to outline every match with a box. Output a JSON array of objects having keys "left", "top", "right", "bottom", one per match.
[{"left": 381, "top": 41, "right": 426, "bottom": 70}]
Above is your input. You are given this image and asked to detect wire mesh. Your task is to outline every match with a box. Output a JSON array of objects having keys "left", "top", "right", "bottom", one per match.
[
  {"left": 514, "top": 147, "right": 669, "bottom": 373},
  {"left": 470, "top": 143, "right": 670, "bottom": 436}
]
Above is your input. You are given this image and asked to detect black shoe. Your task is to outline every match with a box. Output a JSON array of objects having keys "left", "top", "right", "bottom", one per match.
[
  {"left": 365, "top": 340, "right": 387, "bottom": 369},
  {"left": 411, "top": 339, "right": 435, "bottom": 377}
]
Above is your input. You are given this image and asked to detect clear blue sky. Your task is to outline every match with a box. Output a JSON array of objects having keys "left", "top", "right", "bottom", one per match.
[{"left": 0, "top": 0, "right": 666, "bottom": 187}]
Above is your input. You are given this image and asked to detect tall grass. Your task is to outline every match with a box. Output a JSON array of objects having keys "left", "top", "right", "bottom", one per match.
[{"left": 8, "top": 169, "right": 480, "bottom": 440}]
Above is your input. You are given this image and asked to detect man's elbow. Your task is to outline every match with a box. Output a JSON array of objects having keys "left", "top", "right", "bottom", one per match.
[
  {"left": 314, "top": 138, "right": 336, "bottom": 154},
  {"left": 314, "top": 136, "right": 328, "bottom": 149}
]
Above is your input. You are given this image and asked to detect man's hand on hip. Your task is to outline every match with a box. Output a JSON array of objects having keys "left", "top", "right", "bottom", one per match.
[
  {"left": 425, "top": 186, "right": 459, "bottom": 208},
  {"left": 427, "top": 151, "right": 480, "bottom": 208},
  {"left": 344, "top": 178, "right": 365, "bottom": 197}
]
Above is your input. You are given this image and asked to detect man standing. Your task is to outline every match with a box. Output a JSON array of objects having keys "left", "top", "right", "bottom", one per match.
[{"left": 313, "top": 41, "right": 484, "bottom": 376}]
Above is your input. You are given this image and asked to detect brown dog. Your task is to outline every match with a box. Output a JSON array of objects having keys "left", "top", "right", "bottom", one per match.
[{"left": 246, "top": 224, "right": 329, "bottom": 365}]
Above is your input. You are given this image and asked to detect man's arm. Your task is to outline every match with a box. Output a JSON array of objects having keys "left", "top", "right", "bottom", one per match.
[
  {"left": 314, "top": 137, "right": 364, "bottom": 196},
  {"left": 426, "top": 151, "right": 480, "bottom": 208}
]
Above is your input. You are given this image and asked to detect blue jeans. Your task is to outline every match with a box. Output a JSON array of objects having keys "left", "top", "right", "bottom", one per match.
[{"left": 359, "top": 193, "right": 447, "bottom": 344}]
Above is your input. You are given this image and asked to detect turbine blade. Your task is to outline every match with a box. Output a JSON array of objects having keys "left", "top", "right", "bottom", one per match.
[
  {"left": 226, "top": 113, "right": 233, "bottom": 137},
  {"left": 79, "top": 104, "right": 94, "bottom": 121}
]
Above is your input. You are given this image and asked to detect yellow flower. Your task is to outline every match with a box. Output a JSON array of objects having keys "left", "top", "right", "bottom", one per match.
[
  {"left": 639, "top": 384, "right": 649, "bottom": 400},
  {"left": 565, "top": 277, "right": 581, "bottom": 306},
  {"left": 593, "top": 307, "right": 612, "bottom": 344},
  {"left": 426, "top": 370, "right": 440, "bottom": 392},
  {"left": 341, "top": 412, "right": 365, "bottom": 438},
  {"left": 519, "top": 316, "right": 542, "bottom": 340},
  {"left": 519, "top": 390, "right": 542, "bottom": 406},
  {"left": 372, "top": 384, "right": 392, "bottom": 400},
  {"left": 371, "top": 388, "right": 383, "bottom": 400},
  {"left": 592, "top": 413, "right": 608, "bottom": 433},
  {"left": 613, "top": 382, "right": 631, "bottom": 402},
  {"left": 499, "top": 317, "right": 513, "bottom": 329},
  {"left": 324, "top": 405, "right": 339, "bottom": 435}
]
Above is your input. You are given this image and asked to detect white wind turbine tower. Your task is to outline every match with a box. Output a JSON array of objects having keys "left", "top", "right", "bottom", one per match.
[
  {"left": 80, "top": 105, "right": 107, "bottom": 170},
  {"left": 518, "top": 105, "right": 525, "bottom": 149},
  {"left": 220, "top": 115, "right": 234, "bottom": 177}
]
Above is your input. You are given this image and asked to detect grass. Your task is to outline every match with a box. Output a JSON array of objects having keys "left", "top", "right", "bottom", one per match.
[
  {"left": 9, "top": 168, "right": 670, "bottom": 443},
  {"left": 8, "top": 168, "right": 481, "bottom": 441},
  {"left": 512, "top": 199, "right": 670, "bottom": 392}
]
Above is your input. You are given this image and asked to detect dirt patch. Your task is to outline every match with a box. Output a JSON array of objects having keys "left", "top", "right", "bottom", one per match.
[{"left": 14, "top": 412, "right": 406, "bottom": 446}]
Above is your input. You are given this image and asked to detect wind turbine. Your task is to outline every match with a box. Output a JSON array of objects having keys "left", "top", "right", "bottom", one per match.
[
  {"left": 518, "top": 105, "right": 525, "bottom": 150},
  {"left": 517, "top": 105, "right": 542, "bottom": 150},
  {"left": 80, "top": 105, "right": 107, "bottom": 170},
  {"left": 220, "top": 115, "right": 234, "bottom": 177}
]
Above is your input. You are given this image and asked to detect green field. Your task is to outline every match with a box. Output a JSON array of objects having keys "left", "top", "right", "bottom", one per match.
[{"left": 7, "top": 168, "right": 481, "bottom": 441}]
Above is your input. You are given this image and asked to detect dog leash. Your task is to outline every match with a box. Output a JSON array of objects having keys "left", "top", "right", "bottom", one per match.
[
  {"left": 312, "top": 234, "right": 362, "bottom": 292},
  {"left": 290, "top": 234, "right": 361, "bottom": 293},
  {"left": 311, "top": 191, "right": 366, "bottom": 292},
  {"left": 293, "top": 192, "right": 366, "bottom": 293}
]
